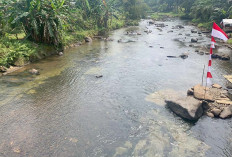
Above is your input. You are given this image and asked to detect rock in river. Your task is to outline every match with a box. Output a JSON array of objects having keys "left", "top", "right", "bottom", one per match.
[
  {"left": 191, "top": 29, "right": 198, "bottom": 33},
  {"left": 187, "top": 88, "right": 194, "bottom": 96},
  {"left": 211, "top": 108, "right": 222, "bottom": 117},
  {"left": 219, "top": 105, "right": 232, "bottom": 119},
  {"left": 148, "top": 20, "right": 155, "bottom": 25},
  {"left": 85, "top": 36, "right": 92, "bottom": 42},
  {"left": 191, "top": 38, "right": 198, "bottom": 43},
  {"left": 29, "top": 69, "right": 40, "bottom": 75},
  {"left": 179, "top": 53, "right": 188, "bottom": 59},
  {"left": 193, "top": 84, "right": 214, "bottom": 102},
  {"left": 166, "top": 96, "right": 203, "bottom": 121}
]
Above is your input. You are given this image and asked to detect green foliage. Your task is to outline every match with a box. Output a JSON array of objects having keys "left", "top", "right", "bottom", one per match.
[
  {"left": 146, "top": 0, "right": 231, "bottom": 30},
  {"left": 227, "top": 38, "right": 232, "bottom": 45},
  {"left": 122, "top": 0, "right": 149, "bottom": 20},
  {"left": 0, "top": 37, "right": 36, "bottom": 66}
]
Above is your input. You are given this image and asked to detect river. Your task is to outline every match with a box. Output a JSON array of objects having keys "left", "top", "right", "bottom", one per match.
[{"left": 0, "top": 19, "right": 231, "bottom": 157}]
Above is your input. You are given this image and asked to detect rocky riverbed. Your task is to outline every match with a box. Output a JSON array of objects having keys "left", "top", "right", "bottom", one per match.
[{"left": 166, "top": 84, "right": 232, "bottom": 121}]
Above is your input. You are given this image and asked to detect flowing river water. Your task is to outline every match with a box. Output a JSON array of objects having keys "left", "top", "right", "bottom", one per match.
[{"left": 0, "top": 19, "right": 232, "bottom": 157}]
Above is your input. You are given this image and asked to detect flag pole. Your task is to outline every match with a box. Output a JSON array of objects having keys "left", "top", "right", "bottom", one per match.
[
  {"left": 202, "top": 65, "right": 205, "bottom": 86},
  {"left": 204, "top": 22, "right": 228, "bottom": 100}
]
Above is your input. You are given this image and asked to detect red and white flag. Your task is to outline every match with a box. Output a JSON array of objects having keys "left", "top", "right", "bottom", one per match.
[
  {"left": 207, "top": 23, "right": 228, "bottom": 85},
  {"left": 211, "top": 22, "right": 228, "bottom": 41},
  {"left": 206, "top": 46, "right": 213, "bottom": 85}
]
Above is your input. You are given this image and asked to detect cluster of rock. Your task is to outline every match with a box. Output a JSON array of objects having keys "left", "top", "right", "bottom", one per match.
[
  {"left": 212, "top": 53, "right": 230, "bottom": 60},
  {"left": 166, "top": 84, "right": 232, "bottom": 121}
]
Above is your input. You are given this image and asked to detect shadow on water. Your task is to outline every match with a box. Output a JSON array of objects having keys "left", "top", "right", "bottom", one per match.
[{"left": 0, "top": 19, "right": 231, "bottom": 157}]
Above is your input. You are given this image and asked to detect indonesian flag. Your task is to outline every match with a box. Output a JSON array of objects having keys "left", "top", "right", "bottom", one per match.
[
  {"left": 211, "top": 22, "right": 228, "bottom": 41},
  {"left": 206, "top": 23, "right": 228, "bottom": 86}
]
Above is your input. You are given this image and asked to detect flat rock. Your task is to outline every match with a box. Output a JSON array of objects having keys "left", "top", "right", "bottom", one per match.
[
  {"left": 193, "top": 84, "right": 214, "bottom": 102},
  {"left": 165, "top": 96, "right": 203, "bottom": 121},
  {"left": 219, "top": 105, "right": 232, "bottom": 119},
  {"left": 212, "top": 84, "right": 222, "bottom": 89},
  {"left": 215, "top": 100, "right": 232, "bottom": 105}
]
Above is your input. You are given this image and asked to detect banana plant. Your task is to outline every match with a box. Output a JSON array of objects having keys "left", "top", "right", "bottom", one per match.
[{"left": 10, "top": 0, "right": 66, "bottom": 50}]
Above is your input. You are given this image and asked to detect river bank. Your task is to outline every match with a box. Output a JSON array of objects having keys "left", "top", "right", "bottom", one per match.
[{"left": 0, "top": 18, "right": 141, "bottom": 76}]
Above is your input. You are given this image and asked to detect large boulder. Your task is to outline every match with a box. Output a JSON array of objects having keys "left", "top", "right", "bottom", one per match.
[
  {"left": 219, "top": 105, "right": 232, "bottom": 119},
  {"left": 193, "top": 84, "right": 214, "bottom": 102},
  {"left": 165, "top": 96, "right": 203, "bottom": 121}
]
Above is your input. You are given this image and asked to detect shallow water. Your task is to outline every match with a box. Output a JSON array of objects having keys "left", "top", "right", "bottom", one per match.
[{"left": 0, "top": 19, "right": 231, "bottom": 157}]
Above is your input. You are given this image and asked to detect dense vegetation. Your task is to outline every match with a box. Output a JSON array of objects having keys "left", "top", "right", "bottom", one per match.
[
  {"left": 0, "top": 0, "right": 231, "bottom": 67},
  {"left": 0, "top": 0, "right": 148, "bottom": 66},
  {"left": 147, "top": 0, "right": 232, "bottom": 29}
]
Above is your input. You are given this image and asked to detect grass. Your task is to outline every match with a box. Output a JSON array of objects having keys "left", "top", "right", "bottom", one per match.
[{"left": 63, "top": 29, "right": 98, "bottom": 46}]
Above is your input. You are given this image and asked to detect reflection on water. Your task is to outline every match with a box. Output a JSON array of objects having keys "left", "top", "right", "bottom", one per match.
[{"left": 0, "top": 19, "right": 231, "bottom": 157}]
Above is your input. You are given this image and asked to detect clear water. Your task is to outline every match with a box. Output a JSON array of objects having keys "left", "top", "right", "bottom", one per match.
[{"left": 0, "top": 19, "right": 231, "bottom": 157}]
